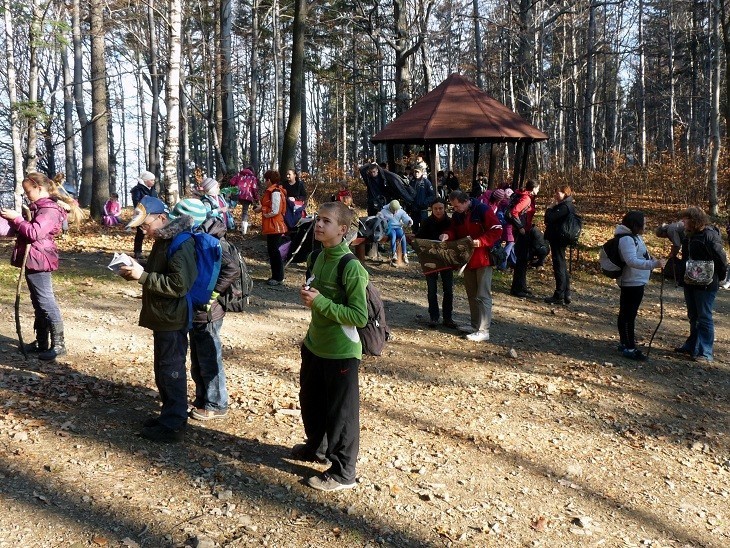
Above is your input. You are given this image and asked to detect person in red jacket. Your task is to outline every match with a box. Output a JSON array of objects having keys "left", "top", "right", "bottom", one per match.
[
  {"left": 439, "top": 191, "right": 503, "bottom": 342},
  {"left": 509, "top": 179, "right": 540, "bottom": 298}
]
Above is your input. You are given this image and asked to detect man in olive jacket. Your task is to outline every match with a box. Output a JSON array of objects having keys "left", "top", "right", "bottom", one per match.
[{"left": 121, "top": 196, "right": 198, "bottom": 443}]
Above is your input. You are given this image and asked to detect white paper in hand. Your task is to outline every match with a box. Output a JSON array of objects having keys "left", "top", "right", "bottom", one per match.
[{"left": 108, "top": 252, "right": 133, "bottom": 275}]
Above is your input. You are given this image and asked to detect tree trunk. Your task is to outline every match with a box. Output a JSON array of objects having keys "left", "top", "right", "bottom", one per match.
[
  {"left": 25, "top": 0, "right": 42, "bottom": 173},
  {"left": 582, "top": 0, "right": 597, "bottom": 169},
  {"left": 220, "top": 0, "right": 237, "bottom": 173},
  {"left": 473, "top": 0, "right": 483, "bottom": 88},
  {"left": 708, "top": 0, "right": 720, "bottom": 215},
  {"left": 73, "top": 0, "right": 93, "bottom": 207},
  {"left": 147, "top": 0, "right": 162, "bottom": 178},
  {"left": 90, "top": 0, "right": 109, "bottom": 219},
  {"left": 281, "top": 0, "right": 307, "bottom": 172},
  {"left": 637, "top": 0, "right": 647, "bottom": 167},
  {"left": 61, "top": 41, "right": 78, "bottom": 192},
  {"left": 3, "top": 0, "right": 24, "bottom": 209},
  {"left": 164, "top": 0, "right": 183, "bottom": 204},
  {"left": 249, "top": 0, "right": 260, "bottom": 172}
]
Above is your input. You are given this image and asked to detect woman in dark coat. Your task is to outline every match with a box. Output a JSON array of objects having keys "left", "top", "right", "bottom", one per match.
[{"left": 543, "top": 185, "right": 575, "bottom": 305}]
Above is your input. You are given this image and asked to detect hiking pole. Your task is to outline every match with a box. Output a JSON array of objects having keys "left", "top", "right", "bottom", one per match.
[
  {"left": 645, "top": 252, "right": 668, "bottom": 358},
  {"left": 14, "top": 205, "right": 32, "bottom": 359}
]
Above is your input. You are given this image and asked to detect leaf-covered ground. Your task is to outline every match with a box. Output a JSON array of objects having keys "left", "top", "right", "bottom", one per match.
[{"left": 0, "top": 207, "right": 728, "bottom": 547}]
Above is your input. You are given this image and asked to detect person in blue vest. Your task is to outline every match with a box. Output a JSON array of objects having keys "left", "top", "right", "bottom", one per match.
[{"left": 120, "top": 196, "right": 197, "bottom": 443}]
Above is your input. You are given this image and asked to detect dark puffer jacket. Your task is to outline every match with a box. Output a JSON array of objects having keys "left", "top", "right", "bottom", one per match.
[{"left": 137, "top": 215, "right": 198, "bottom": 331}]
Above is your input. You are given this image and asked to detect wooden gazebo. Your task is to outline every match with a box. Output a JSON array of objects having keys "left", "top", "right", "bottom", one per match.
[{"left": 371, "top": 73, "right": 548, "bottom": 190}]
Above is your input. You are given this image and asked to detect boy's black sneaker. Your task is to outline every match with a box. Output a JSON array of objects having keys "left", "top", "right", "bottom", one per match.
[
  {"left": 140, "top": 423, "right": 185, "bottom": 443},
  {"left": 290, "top": 443, "right": 329, "bottom": 465},
  {"left": 622, "top": 348, "right": 647, "bottom": 361}
]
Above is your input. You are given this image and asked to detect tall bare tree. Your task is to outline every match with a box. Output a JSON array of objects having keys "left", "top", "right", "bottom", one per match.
[
  {"left": 3, "top": 0, "right": 25, "bottom": 207},
  {"left": 164, "top": 0, "right": 182, "bottom": 203},
  {"left": 281, "top": 0, "right": 307, "bottom": 172},
  {"left": 89, "top": 0, "right": 109, "bottom": 218}
]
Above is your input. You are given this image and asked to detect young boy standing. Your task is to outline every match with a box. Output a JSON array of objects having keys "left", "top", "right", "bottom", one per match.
[
  {"left": 295, "top": 201, "right": 368, "bottom": 491},
  {"left": 120, "top": 196, "right": 198, "bottom": 443}
]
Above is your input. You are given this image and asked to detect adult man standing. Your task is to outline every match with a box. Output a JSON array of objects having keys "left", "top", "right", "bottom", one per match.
[
  {"left": 440, "top": 191, "right": 503, "bottom": 342},
  {"left": 131, "top": 171, "right": 158, "bottom": 259},
  {"left": 509, "top": 180, "right": 540, "bottom": 298}
]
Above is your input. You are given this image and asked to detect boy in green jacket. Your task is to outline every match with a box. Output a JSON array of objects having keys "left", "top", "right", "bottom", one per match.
[
  {"left": 295, "top": 201, "right": 368, "bottom": 491},
  {"left": 120, "top": 196, "right": 198, "bottom": 443}
]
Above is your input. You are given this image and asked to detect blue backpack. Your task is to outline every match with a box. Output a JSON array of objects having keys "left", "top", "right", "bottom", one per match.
[{"left": 168, "top": 231, "right": 222, "bottom": 326}]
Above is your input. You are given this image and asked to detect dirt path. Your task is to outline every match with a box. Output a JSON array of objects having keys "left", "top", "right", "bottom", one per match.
[{"left": 0, "top": 234, "right": 728, "bottom": 547}]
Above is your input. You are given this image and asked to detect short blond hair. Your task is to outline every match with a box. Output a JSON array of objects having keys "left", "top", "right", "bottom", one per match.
[{"left": 319, "top": 201, "right": 355, "bottom": 228}]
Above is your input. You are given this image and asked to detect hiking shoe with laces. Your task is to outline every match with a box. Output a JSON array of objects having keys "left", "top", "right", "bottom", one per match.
[
  {"left": 290, "top": 443, "right": 329, "bottom": 464},
  {"left": 466, "top": 330, "right": 490, "bottom": 342},
  {"left": 139, "top": 423, "right": 185, "bottom": 443},
  {"left": 190, "top": 407, "right": 229, "bottom": 421},
  {"left": 622, "top": 348, "right": 647, "bottom": 361},
  {"left": 442, "top": 320, "right": 458, "bottom": 329},
  {"left": 458, "top": 324, "right": 476, "bottom": 334},
  {"left": 306, "top": 472, "right": 356, "bottom": 492}
]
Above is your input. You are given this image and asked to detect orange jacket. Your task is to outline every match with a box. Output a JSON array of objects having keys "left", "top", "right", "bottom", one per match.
[{"left": 261, "top": 183, "right": 287, "bottom": 235}]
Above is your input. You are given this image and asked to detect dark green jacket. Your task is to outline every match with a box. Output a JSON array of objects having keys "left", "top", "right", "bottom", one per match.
[{"left": 137, "top": 216, "right": 198, "bottom": 331}]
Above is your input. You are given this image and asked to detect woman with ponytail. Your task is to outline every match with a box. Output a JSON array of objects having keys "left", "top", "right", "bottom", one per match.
[{"left": 0, "top": 172, "right": 84, "bottom": 360}]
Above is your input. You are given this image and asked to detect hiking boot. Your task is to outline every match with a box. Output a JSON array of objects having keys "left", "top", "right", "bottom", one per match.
[
  {"left": 142, "top": 416, "right": 160, "bottom": 428},
  {"left": 306, "top": 473, "right": 356, "bottom": 492},
  {"left": 427, "top": 319, "right": 439, "bottom": 328},
  {"left": 290, "top": 443, "right": 329, "bottom": 464},
  {"left": 140, "top": 423, "right": 185, "bottom": 443},
  {"left": 458, "top": 324, "right": 476, "bottom": 334},
  {"left": 673, "top": 346, "right": 693, "bottom": 355},
  {"left": 466, "top": 330, "right": 490, "bottom": 342},
  {"left": 622, "top": 348, "right": 647, "bottom": 361},
  {"left": 26, "top": 320, "right": 50, "bottom": 353},
  {"left": 266, "top": 279, "right": 281, "bottom": 286},
  {"left": 38, "top": 322, "right": 66, "bottom": 361},
  {"left": 543, "top": 295, "right": 564, "bottom": 305},
  {"left": 442, "top": 319, "right": 458, "bottom": 329},
  {"left": 190, "top": 407, "right": 229, "bottom": 421},
  {"left": 511, "top": 290, "right": 534, "bottom": 299}
]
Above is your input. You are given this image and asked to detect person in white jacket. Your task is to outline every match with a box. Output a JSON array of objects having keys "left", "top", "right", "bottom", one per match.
[
  {"left": 614, "top": 211, "right": 665, "bottom": 360},
  {"left": 379, "top": 200, "right": 412, "bottom": 265}
]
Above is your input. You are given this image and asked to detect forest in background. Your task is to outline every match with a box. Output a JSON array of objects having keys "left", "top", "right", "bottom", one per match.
[{"left": 0, "top": 0, "right": 728, "bottom": 218}]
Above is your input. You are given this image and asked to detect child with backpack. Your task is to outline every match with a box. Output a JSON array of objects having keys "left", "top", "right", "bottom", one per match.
[
  {"left": 180, "top": 203, "right": 240, "bottom": 421},
  {"left": 293, "top": 201, "right": 368, "bottom": 491},
  {"left": 120, "top": 196, "right": 199, "bottom": 443},
  {"left": 610, "top": 211, "right": 664, "bottom": 360}
]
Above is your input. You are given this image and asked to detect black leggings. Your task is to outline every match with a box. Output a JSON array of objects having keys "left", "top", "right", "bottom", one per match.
[{"left": 618, "top": 285, "right": 645, "bottom": 349}]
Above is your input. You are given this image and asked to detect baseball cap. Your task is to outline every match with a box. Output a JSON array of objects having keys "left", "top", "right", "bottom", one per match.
[
  {"left": 126, "top": 196, "right": 169, "bottom": 228},
  {"left": 168, "top": 198, "right": 207, "bottom": 228}
]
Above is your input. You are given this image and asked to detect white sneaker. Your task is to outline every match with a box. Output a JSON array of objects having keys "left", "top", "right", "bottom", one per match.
[
  {"left": 466, "top": 330, "right": 490, "bottom": 342},
  {"left": 722, "top": 281, "right": 730, "bottom": 290},
  {"left": 403, "top": 254, "right": 409, "bottom": 264}
]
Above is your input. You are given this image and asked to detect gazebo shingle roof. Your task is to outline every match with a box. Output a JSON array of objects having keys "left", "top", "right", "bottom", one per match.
[{"left": 372, "top": 73, "right": 548, "bottom": 144}]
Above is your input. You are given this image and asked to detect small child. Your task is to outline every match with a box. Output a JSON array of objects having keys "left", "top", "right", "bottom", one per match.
[
  {"left": 379, "top": 200, "right": 413, "bottom": 265},
  {"left": 103, "top": 193, "right": 122, "bottom": 226},
  {"left": 120, "top": 196, "right": 198, "bottom": 443},
  {"left": 293, "top": 201, "right": 368, "bottom": 491}
]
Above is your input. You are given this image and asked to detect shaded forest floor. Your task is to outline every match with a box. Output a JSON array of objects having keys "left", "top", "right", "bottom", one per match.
[{"left": 0, "top": 200, "right": 728, "bottom": 547}]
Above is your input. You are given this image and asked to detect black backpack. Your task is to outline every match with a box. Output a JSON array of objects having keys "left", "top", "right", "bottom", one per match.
[
  {"left": 220, "top": 239, "right": 253, "bottom": 311},
  {"left": 559, "top": 210, "right": 583, "bottom": 246},
  {"left": 599, "top": 234, "right": 637, "bottom": 278},
  {"left": 504, "top": 192, "right": 526, "bottom": 227},
  {"left": 309, "top": 250, "right": 390, "bottom": 356}
]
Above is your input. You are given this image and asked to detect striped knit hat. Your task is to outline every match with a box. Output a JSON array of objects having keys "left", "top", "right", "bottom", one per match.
[{"left": 169, "top": 198, "right": 208, "bottom": 228}]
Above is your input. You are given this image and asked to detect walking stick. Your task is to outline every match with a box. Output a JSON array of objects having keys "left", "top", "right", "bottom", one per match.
[
  {"left": 14, "top": 204, "right": 32, "bottom": 359},
  {"left": 15, "top": 245, "right": 31, "bottom": 359}
]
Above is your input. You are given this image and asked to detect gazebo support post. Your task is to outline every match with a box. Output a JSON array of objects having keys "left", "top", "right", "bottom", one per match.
[
  {"left": 520, "top": 141, "right": 530, "bottom": 186},
  {"left": 511, "top": 142, "right": 523, "bottom": 189},
  {"left": 427, "top": 143, "right": 439, "bottom": 197},
  {"left": 488, "top": 142, "right": 497, "bottom": 189},
  {"left": 472, "top": 143, "right": 481, "bottom": 193},
  {"left": 386, "top": 143, "right": 395, "bottom": 172}
]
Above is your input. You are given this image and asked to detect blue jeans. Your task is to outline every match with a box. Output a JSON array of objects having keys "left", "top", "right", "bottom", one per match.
[
  {"left": 389, "top": 227, "right": 406, "bottom": 257},
  {"left": 26, "top": 271, "right": 62, "bottom": 324},
  {"left": 681, "top": 286, "right": 717, "bottom": 360},
  {"left": 426, "top": 270, "right": 454, "bottom": 322},
  {"left": 153, "top": 329, "right": 189, "bottom": 429},
  {"left": 190, "top": 318, "right": 229, "bottom": 411}
]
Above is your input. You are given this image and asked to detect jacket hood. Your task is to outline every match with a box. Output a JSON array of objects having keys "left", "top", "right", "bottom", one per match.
[
  {"left": 614, "top": 224, "right": 633, "bottom": 236},
  {"left": 199, "top": 216, "right": 227, "bottom": 239},
  {"left": 154, "top": 214, "right": 195, "bottom": 240}
]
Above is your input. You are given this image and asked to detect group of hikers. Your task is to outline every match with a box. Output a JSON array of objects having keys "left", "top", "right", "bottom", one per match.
[{"left": 0, "top": 164, "right": 726, "bottom": 493}]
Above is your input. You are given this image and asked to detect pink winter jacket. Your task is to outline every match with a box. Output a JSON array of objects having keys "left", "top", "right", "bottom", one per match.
[{"left": 10, "top": 197, "right": 66, "bottom": 272}]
